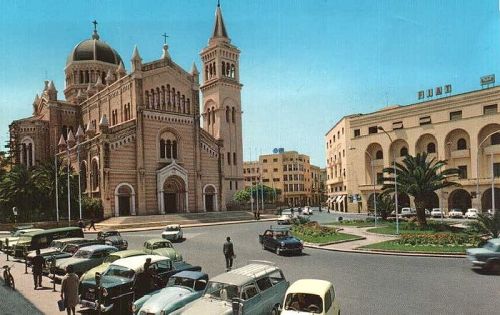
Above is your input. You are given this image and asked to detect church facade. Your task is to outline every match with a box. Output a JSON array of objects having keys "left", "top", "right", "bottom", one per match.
[{"left": 8, "top": 4, "right": 244, "bottom": 218}]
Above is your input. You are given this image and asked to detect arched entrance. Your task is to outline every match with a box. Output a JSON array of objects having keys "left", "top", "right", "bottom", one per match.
[
  {"left": 423, "top": 192, "right": 439, "bottom": 210},
  {"left": 448, "top": 189, "right": 471, "bottom": 211},
  {"left": 114, "top": 183, "right": 136, "bottom": 217},
  {"left": 481, "top": 188, "right": 500, "bottom": 211},
  {"left": 163, "top": 175, "right": 186, "bottom": 213},
  {"left": 203, "top": 184, "right": 217, "bottom": 212}
]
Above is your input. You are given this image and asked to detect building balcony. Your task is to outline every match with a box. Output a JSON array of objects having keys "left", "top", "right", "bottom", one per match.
[
  {"left": 451, "top": 149, "right": 470, "bottom": 159},
  {"left": 484, "top": 144, "right": 500, "bottom": 155}
]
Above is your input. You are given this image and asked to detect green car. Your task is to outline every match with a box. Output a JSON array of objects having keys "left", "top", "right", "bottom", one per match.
[
  {"left": 143, "top": 239, "right": 183, "bottom": 262},
  {"left": 1, "top": 228, "right": 44, "bottom": 254},
  {"left": 79, "top": 249, "right": 146, "bottom": 282}
]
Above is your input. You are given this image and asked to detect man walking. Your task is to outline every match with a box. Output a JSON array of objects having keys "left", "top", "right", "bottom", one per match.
[
  {"left": 61, "top": 265, "right": 79, "bottom": 315},
  {"left": 88, "top": 219, "right": 96, "bottom": 231},
  {"left": 223, "top": 236, "right": 235, "bottom": 271},
  {"left": 32, "top": 249, "right": 45, "bottom": 289}
]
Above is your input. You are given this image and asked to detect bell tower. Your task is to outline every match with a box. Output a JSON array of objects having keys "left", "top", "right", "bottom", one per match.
[{"left": 200, "top": 2, "right": 243, "bottom": 208}]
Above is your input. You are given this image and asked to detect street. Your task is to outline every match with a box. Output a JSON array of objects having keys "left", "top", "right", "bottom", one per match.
[{"left": 117, "top": 213, "right": 500, "bottom": 315}]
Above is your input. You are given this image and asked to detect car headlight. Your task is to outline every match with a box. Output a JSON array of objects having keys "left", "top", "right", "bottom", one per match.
[{"left": 280, "top": 242, "right": 285, "bottom": 247}]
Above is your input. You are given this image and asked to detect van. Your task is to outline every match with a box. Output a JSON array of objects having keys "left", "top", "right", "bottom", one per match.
[
  {"left": 13, "top": 227, "right": 84, "bottom": 258},
  {"left": 281, "top": 279, "right": 340, "bottom": 315},
  {"left": 180, "top": 261, "right": 289, "bottom": 315}
]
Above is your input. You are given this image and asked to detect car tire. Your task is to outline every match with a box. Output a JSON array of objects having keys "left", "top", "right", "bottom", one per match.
[{"left": 271, "top": 304, "right": 280, "bottom": 315}]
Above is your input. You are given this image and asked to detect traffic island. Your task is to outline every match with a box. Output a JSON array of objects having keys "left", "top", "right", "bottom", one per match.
[
  {"left": 291, "top": 222, "right": 365, "bottom": 245},
  {"left": 358, "top": 240, "right": 468, "bottom": 256}
]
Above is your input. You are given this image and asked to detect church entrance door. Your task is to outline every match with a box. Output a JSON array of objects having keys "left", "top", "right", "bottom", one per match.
[
  {"left": 117, "top": 185, "right": 132, "bottom": 216},
  {"left": 162, "top": 175, "right": 186, "bottom": 213},
  {"left": 164, "top": 193, "right": 177, "bottom": 213},
  {"left": 205, "top": 195, "right": 214, "bottom": 212},
  {"left": 203, "top": 185, "right": 216, "bottom": 212}
]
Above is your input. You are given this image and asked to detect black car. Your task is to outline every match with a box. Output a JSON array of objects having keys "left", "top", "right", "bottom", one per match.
[
  {"left": 79, "top": 255, "right": 201, "bottom": 314},
  {"left": 97, "top": 230, "right": 128, "bottom": 250},
  {"left": 259, "top": 226, "right": 303, "bottom": 255}
]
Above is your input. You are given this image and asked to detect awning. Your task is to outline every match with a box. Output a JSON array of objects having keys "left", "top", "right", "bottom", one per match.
[{"left": 336, "top": 195, "right": 345, "bottom": 204}]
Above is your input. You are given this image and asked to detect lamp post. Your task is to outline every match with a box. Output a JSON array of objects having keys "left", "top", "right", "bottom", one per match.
[
  {"left": 476, "top": 130, "right": 500, "bottom": 212},
  {"left": 378, "top": 126, "right": 399, "bottom": 234}
]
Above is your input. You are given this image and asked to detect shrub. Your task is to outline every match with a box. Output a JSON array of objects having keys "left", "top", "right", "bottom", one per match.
[
  {"left": 397, "top": 233, "right": 482, "bottom": 247},
  {"left": 292, "top": 221, "right": 339, "bottom": 238},
  {"left": 82, "top": 197, "right": 103, "bottom": 219}
]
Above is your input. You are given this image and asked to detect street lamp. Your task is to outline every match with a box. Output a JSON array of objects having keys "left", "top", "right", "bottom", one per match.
[
  {"left": 378, "top": 126, "right": 399, "bottom": 234},
  {"left": 476, "top": 130, "right": 500, "bottom": 212},
  {"left": 349, "top": 147, "right": 378, "bottom": 226}
]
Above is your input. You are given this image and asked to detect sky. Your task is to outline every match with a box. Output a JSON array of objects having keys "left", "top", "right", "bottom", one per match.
[{"left": 1, "top": 0, "right": 500, "bottom": 167}]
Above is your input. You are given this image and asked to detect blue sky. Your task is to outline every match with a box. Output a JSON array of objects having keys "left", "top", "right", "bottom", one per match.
[{"left": 1, "top": 0, "right": 499, "bottom": 167}]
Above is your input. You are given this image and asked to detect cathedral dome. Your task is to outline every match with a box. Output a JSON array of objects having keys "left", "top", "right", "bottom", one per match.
[{"left": 66, "top": 29, "right": 122, "bottom": 66}]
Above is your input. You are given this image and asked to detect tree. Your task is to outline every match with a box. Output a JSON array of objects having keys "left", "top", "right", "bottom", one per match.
[
  {"left": 0, "top": 164, "right": 37, "bottom": 222},
  {"left": 468, "top": 212, "right": 500, "bottom": 238},
  {"left": 382, "top": 152, "right": 460, "bottom": 226},
  {"left": 233, "top": 189, "right": 251, "bottom": 203},
  {"left": 375, "top": 192, "right": 394, "bottom": 221}
]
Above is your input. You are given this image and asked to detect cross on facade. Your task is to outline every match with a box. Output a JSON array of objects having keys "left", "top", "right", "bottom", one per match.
[
  {"left": 92, "top": 20, "right": 98, "bottom": 32},
  {"left": 162, "top": 33, "right": 169, "bottom": 45}
]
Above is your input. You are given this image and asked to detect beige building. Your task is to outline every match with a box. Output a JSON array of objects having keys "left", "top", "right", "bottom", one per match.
[
  {"left": 243, "top": 151, "right": 324, "bottom": 206},
  {"left": 326, "top": 87, "right": 500, "bottom": 213},
  {"left": 8, "top": 4, "right": 243, "bottom": 218}
]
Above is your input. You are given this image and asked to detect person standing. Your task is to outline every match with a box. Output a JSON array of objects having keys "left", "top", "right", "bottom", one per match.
[
  {"left": 60, "top": 265, "right": 79, "bottom": 315},
  {"left": 135, "top": 258, "right": 154, "bottom": 299},
  {"left": 223, "top": 236, "right": 235, "bottom": 271},
  {"left": 32, "top": 249, "right": 45, "bottom": 289},
  {"left": 77, "top": 219, "right": 85, "bottom": 230}
]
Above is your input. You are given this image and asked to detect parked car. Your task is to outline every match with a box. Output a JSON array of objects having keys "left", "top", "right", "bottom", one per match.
[
  {"left": 79, "top": 255, "right": 201, "bottom": 313},
  {"left": 431, "top": 208, "right": 444, "bottom": 218},
  {"left": 52, "top": 244, "right": 118, "bottom": 280},
  {"left": 143, "top": 238, "right": 183, "bottom": 261},
  {"left": 181, "top": 261, "right": 289, "bottom": 315},
  {"left": 448, "top": 209, "right": 464, "bottom": 219},
  {"left": 465, "top": 208, "right": 479, "bottom": 219},
  {"left": 399, "top": 208, "right": 416, "bottom": 217},
  {"left": 466, "top": 238, "right": 500, "bottom": 273},
  {"left": 281, "top": 279, "right": 340, "bottom": 315},
  {"left": 301, "top": 206, "right": 313, "bottom": 215},
  {"left": 161, "top": 224, "right": 184, "bottom": 241},
  {"left": 425, "top": 209, "right": 431, "bottom": 217},
  {"left": 277, "top": 209, "right": 300, "bottom": 225},
  {"left": 0, "top": 228, "right": 44, "bottom": 254},
  {"left": 26, "top": 237, "right": 102, "bottom": 266},
  {"left": 132, "top": 271, "right": 209, "bottom": 315},
  {"left": 79, "top": 249, "right": 147, "bottom": 282},
  {"left": 259, "top": 226, "right": 303, "bottom": 255},
  {"left": 97, "top": 230, "right": 128, "bottom": 250},
  {"left": 12, "top": 227, "right": 84, "bottom": 258},
  {"left": 486, "top": 209, "right": 497, "bottom": 217}
]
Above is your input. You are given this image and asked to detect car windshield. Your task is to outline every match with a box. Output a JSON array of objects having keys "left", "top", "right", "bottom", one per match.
[
  {"left": 165, "top": 226, "right": 180, "bottom": 231},
  {"left": 203, "top": 281, "right": 239, "bottom": 301},
  {"left": 62, "top": 244, "right": 79, "bottom": 254},
  {"left": 17, "top": 235, "right": 32, "bottom": 243},
  {"left": 483, "top": 241, "right": 499, "bottom": 252},
  {"left": 50, "top": 240, "right": 64, "bottom": 249},
  {"left": 168, "top": 276, "right": 195, "bottom": 289},
  {"left": 152, "top": 242, "right": 172, "bottom": 249},
  {"left": 74, "top": 249, "right": 92, "bottom": 259},
  {"left": 275, "top": 231, "right": 291, "bottom": 238},
  {"left": 104, "top": 265, "right": 135, "bottom": 278},
  {"left": 284, "top": 293, "right": 324, "bottom": 314}
]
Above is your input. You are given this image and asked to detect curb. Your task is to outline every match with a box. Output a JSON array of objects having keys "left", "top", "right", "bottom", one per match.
[
  {"left": 304, "top": 243, "right": 467, "bottom": 258},
  {"left": 84, "top": 218, "right": 276, "bottom": 233},
  {"left": 305, "top": 236, "right": 366, "bottom": 247}
]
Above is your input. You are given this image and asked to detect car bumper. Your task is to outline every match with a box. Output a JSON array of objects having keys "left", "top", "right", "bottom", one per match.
[
  {"left": 278, "top": 247, "right": 303, "bottom": 253},
  {"left": 80, "top": 299, "right": 114, "bottom": 312}
]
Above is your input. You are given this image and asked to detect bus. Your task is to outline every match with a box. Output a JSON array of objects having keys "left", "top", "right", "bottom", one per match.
[{"left": 13, "top": 227, "right": 84, "bottom": 258}]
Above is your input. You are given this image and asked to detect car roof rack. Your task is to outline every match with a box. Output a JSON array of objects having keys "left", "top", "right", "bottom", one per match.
[{"left": 246, "top": 260, "right": 277, "bottom": 266}]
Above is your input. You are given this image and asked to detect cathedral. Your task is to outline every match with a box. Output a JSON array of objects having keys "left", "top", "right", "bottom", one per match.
[{"left": 8, "top": 4, "right": 244, "bottom": 218}]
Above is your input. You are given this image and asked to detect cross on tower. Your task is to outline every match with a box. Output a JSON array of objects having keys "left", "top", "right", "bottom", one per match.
[
  {"left": 92, "top": 20, "right": 98, "bottom": 32},
  {"left": 162, "top": 33, "right": 169, "bottom": 45}
]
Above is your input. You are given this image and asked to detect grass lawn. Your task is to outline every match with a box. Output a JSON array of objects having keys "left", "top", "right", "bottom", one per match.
[
  {"left": 326, "top": 220, "right": 379, "bottom": 228},
  {"left": 367, "top": 222, "right": 463, "bottom": 235},
  {"left": 360, "top": 240, "right": 467, "bottom": 254},
  {"left": 292, "top": 231, "right": 364, "bottom": 244}
]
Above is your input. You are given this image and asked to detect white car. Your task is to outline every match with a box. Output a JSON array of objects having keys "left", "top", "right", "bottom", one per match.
[
  {"left": 161, "top": 224, "right": 183, "bottom": 241},
  {"left": 465, "top": 208, "right": 479, "bottom": 219},
  {"left": 399, "top": 208, "right": 416, "bottom": 217},
  {"left": 448, "top": 209, "right": 463, "bottom": 219},
  {"left": 431, "top": 208, "right": 444, "bottom": 218},
  {"left": 301, "top": 206, "right": 313, "bottom": 215}
]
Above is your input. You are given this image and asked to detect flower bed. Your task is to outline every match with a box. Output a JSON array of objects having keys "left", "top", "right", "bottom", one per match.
[
  {"left": 291, "top": 222, "right": 363, "bottom": 244},
  {"left": 397, "top": 233, "right": 482, "bottom": 247}
]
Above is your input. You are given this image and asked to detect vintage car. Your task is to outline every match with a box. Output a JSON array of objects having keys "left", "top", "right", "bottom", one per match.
[
  {"left": 132, "top": 271, "right": 208, "bottom": 315},
  {"left": 465, "top": 208, "right": 479, "bottom": 219},
  {"left": 181, "top": 261, "right": 288, "bottom": 315},
  {"left": 0, "top": 228, "right": 44, "bottom": 254},
  {"left": 52, "top": 244, "right": 118, "bottom": 280},
  {"left": 97, "top": 230, "right": 128, "bottom": 250},
  {"left": 79, "top": 255, "right": 202, "bottom": 313},
  {"left": 79, "top": 249, "right": 146, "bottom": 282},
  {"left": 161, "top": 224, "right": 184, "bottom": 241},
  {"left": 431, "top": 208, "right": 444, "bottom": 218},
  {"left": 448, "top": 208, "right": 464, "bottom": 219},
  {"left": 282, "top": 279, "right": 340, "bottom": 315},
  {"left": 259, "top": 226, "right": 303, "bottom": 255},
  {"left": 301, "top": 206, "right": 313, "bottom": 215},
  {"left": 466, "top": 238, "right": 500, "bottom": 272},
  {"left": 26, "top": 237, "right": 102, "bottom": 265},
  {"left": 143, "top": 238, "right": 183, "bottom": 261}
]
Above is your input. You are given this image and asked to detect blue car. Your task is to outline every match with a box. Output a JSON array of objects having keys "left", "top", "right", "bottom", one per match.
[{"left": 132, "top": 271, "right": 209, "bottom": 315}]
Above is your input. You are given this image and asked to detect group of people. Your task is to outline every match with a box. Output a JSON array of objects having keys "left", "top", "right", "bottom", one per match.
[{"left": 31, "top": 250, "right": 79, "bottom": 315}]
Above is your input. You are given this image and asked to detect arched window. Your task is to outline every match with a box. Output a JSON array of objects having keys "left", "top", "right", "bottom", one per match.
[
  {"left": 101, "top": 72, "right": 106, "bottom": 85},
  {"left": 159, "top": 131, "right": 179, "bottom": 161},
  {"left": 207, "top": 108, "right": 211, "bottom": 125},
  {"left": 222, "top": 62, "right": 225, "bottom": 76},
  {"left": 400, "top": 147, "right": 408, "bottom": 157},
  {"left": 79, "top": 71, "right": 84, "bottom": 83},
  {"left": 226, "top": 107, "right": 230, "bottom": 122},
  {"left": 85, "top": 70, "right": 90, "bottom": 83},
  {"left": 172, "top": 88, "right": 176, "bottom": 109},
  {"left": 457, "top": 138, "right": 467, "bottom": 150},
  {"left": 231, "top": 107, "right": 235, "bottom": 123},
  {"left": 186, "top": 99, "right": 191, "bottom": 114},
  {"left": 213, "top": 62, "right": 216, "bottom": 76},
  {"left": 233, "top": 152, "right": 237, "bottom": 165},
  {"left": 375, "top": 150, "right": 383, "bottom": 160},
  {"left": 80, "top": 161, "right": 87, "bottom": 192},
  {"left": 182, "top": 95, "right": 186, "bottom": 113},
  {"left": 230, "top": 64, "right": 235, "bottom": 78},
  {"left": 166, "top": 140, "right": 172, "bottom": 159},
  {"left": 176, "top": 91, "right": 180, "bottom": 109},
  {"left": 172, "top": 141, "right": 178, "bottom": 159},
  {"left": 160, "top": 139, "right": 166, "bottom": 158},
  {"left": 491, "top": 133, "right": 500, "bottom": 145},
  {"left": 166, "top": 84, "right": 171, "bottom": 106},
  {"left": 427, "top": 142, "right": 436, "bottom": 153},
  {"left": 211, "top": 107, "right": 215, "bottom": 123},
  {"left": 91, "top": 159, "right": 99, "bottom": 190},
  {"left": 145, "top": 91, "right": 149, "bottom": 108},
  {"left": 205, "top": 65, "right": 209, "bottom": 81}
]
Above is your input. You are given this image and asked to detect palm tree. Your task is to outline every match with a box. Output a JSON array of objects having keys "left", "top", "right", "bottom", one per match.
[
  {"left": 375, "top": 192, "right": 394, "bottom": 221},
  {"left": 0, "top": 164, "right": 37, "bottom": 222},
  {"left": 469, "top": 212, "right": 500, "bottom": 238},
  {"left": 382, "top": 152, "right": 461, "bottom": 226}
]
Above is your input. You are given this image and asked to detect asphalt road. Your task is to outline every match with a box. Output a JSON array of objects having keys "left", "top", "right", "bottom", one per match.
[{"left": 117, "top": 212, "right": 500, "bottom": 315}]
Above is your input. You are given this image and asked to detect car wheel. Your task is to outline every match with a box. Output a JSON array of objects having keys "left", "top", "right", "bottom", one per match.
[{"left": 271, "top": 304, "right": 280, "bottom": 315}]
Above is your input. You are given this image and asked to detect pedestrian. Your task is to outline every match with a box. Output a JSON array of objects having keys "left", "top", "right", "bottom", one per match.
[
  {"left": 32, "top": 249, "right": 45, "bottom": 289},
  {"left": 135, "top": 258, "right": 154, "bottom": 299},
  {"left": 60, "top": 265, "right": 79, "bottom": 315},
  {"left": 88, "top": 219, "right": 96, "bottom": 231},
  {"left": 223, "top": 236, "right": 235, "bottom": 271},
  {"left": 77, "top": 219, "right": 85, "bottom": 230}
]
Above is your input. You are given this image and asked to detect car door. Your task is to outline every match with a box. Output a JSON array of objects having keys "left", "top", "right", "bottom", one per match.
[
  {"left": 240, "top": 283, "right": 262, "bottom": 315},
  {"left": 256, "top": 277, "right": 274, "bottom": 313}
]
